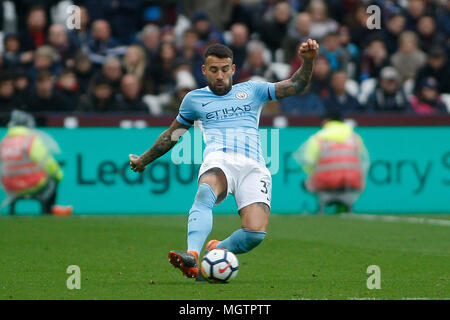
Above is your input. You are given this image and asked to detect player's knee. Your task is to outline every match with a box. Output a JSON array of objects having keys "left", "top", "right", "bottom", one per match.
[
  {"left": 193, "top": 183, "right": 217, "bottom": 208},
  {"left": 241, "top": 229, "right": 266, "bottom": 252}
]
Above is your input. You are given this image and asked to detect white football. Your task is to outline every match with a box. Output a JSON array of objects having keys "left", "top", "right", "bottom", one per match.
[{"left": 201, "top": 249, "right": 239, "bottom": 283}]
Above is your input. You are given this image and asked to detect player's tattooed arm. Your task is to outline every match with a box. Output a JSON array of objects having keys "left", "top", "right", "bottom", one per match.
[
  {"left": 129, "top": 120, "right": 190, "bottom": 173},
  {"left": 275, "top": 39, "right": 319, "bottom": 99}
]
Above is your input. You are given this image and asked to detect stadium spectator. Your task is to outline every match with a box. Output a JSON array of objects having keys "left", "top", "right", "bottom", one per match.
[
  {"left": 13, "top": 69, "right": 32, "bottom": 110},
  {"left": 138, "top": 25, "right": 161, "bottom": 64},
  {"left": 77, "top": 76, "right": 119, "bottom": 113},
  {"left": 122, "top": 45, "right": 147, "bottom": 81},
  {"left": 319, "top": 32, "right": 347, "bottom": 71},
  {"left": 144, "top": 41, "right": 179, "bottom": 94},
  {"left": 348, "top": 5, "right": 379, "bottom": 49},
  {"left": 228, "top": 23, "right": 249, "bottom": 71},
  {"left": 47, "top": 24, "right": 77, "bottom": 68},
  {"left": 410, "top": 77, "right": 448, "bottom": 115},
  {"left": 115, "top": 74, "right": 149, "bottom": 113},
  {"left": 67, "top": 5, "right": 91, "bottom": 53},
  {"left": 337, "top": 25, "right": 359, "bottom": 79},
  {"left": 191, "top": 12, "right": 225, "bottom": 52},
  {"left": 359, "top": 38, "right": 390, "bottom": 82},
  {"left": 308, "top": 55, "right": 332, "bottom": 99},
  {"left": 306, "top": 0, "right": 338, "bottom": 41},
  {"left": 381, "top": 13, "right": 407, "bottom": 55},
  {"left": 28, "top": 70, "right": 69, "bottom": 113},
  {"left": 73, "top": 52, "right": 95, "bottom": 95},
  {"left": 390, "top": 31, "right": 427, "bottom": 83},
  {"left": 323, "top": 70, "right": 362, "bottom": 115},
  {"left": 279, "top": 85, "right": 325, "bottom": 116},
  {"left": 179, "top": 28, "right": 204, "bottom": 87},
  {"left": 18, "top": 6, "right": 48, "bottom": 52},
  {"left": 283, "top": 12, "right": 312, "bottom": 64},
  {"left": 14, "top": 1, "right": 58, "bottom": 30},
  {"left": 404, "top": 0, "right": 427, "bottom": 31},
  {"left": 292, "top": 109, "right": 369, "bottom": 214},
  {"left": 183, "top": 1, "right": 233, "bottom": 31},
  {"left": 237, "top": 41, "right": 275, "bottom": 83},
  {"left": 55, "top": 69, "right": 81, "bottom": 111},
  {"left": 74, "top": 0, "right": 143, "bottom": 43},
  {"left": 414, "top": 46, "right": 450, "bottom": 94},
  {"left": 95, "top": 56, "right": 124, "bottom": 92},
  {"left": 159, "top": 26, "right": 177, "bottom": 44},
  {"left": 0, "top": 73, "right": 20, "bottom": 112},
  {"left": 365, "top": 66, "right": 412, "bottom": 113},
  {"left": 28, "top": 45, "right": 62, "bottom": 84},
  {"left": 436, "top": 0, "right": 450, "bottom": 37},
  {"left": 416, "top": 15, "right": 447, "bottom": 53},
  {"left": 0, "top": 110, "right": 71, "bottom": 215},
  {"left": 87, "top": 19, "right": 126, "bottom": 66},
  {"left": 2, "top": 0, "right": 448, "bottom": 121},
  {"left": 2, "top": 33, "right": 34, "bottom": 70},
  {"left": 258, "top": 1, "right": 292, "bottom": 57}
]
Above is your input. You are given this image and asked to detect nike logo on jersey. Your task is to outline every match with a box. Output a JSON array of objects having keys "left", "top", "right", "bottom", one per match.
[{"left": 202, "top": 101, "right": 214, "bottom": 107}]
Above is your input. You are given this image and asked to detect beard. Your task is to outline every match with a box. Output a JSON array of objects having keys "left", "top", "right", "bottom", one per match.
[{"left": 208, "top": 78, "right": 232, "bottom": 96}]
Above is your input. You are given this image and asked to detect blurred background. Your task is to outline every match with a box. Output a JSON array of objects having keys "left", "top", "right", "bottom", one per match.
[{"left": 0, "top": 0, "right": 449, "bottom": 215}]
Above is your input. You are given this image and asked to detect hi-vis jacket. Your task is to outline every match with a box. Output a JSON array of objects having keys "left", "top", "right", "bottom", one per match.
[
  {"left": 0, "top": 126, "right": 63, "bottom": 195},
  {"left": 293, "top": 121, "right": 369, "bottom": 192}
]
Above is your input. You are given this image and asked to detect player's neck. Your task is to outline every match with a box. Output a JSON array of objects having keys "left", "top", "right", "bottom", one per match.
[{"left": 208, "top": 85, "right": 233, "bottom": 96}]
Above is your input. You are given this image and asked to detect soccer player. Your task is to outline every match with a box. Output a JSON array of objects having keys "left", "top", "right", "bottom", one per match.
[{"left": 129, "top": 39, "right": 319, "bottom": 279}]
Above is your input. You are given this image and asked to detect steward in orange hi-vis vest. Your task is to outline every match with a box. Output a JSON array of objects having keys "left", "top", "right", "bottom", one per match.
[
  {"left": 310, "top": 133, "right": 363, "bottom": 191},
  {"left": 1, "top": 133, "right": 49, "bottom": 193},
  {"left": 0, "top": 110, "right": 70, "bottom": 215},
  {"left": 293, "top": 111, "right": 369, "bottom": 214}
]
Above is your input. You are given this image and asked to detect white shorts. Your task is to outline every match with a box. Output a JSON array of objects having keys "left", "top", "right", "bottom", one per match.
[{"left": 198, "top": 151, "right": 272, "bottom": 210}]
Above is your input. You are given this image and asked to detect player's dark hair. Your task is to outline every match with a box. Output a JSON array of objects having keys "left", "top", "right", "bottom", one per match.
[{"left": 204, "top": 44, "right": 233, "bottom": 61}]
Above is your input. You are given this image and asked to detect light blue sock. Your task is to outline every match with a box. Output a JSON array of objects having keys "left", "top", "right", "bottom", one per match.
[
  {"left": 216, "top": 228, "right": 266, "bottom": 254},
  {"left": 187, "top": 184, "right": 216, "bottom": 254}
]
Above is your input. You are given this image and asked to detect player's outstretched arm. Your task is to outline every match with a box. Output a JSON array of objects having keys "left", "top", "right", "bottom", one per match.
[
  {"left": 275, "top": 39, "right": 319, "bottom": 99},
  {"left": 129, "top": 119, "right": 190, "bottom": 173}
]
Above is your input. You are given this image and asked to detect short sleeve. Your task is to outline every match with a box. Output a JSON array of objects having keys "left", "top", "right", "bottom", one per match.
[
  {"left": 176, "top": 92, "right": 197, "bottom": 126},
  {"left": 249, "top": 81, "right": 277, "bottom": 102}
]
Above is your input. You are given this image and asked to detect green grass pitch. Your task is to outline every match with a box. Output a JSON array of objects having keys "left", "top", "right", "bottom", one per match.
[{"left": 0, "top": 214, "right": 449, "bottom": 300}]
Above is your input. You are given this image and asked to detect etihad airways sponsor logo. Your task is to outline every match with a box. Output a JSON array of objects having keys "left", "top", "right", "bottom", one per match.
[{"left": 205, "top": 105, "right": 252, "bottom": 120}]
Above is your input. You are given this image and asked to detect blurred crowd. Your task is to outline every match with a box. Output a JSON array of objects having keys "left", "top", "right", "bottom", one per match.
[{"left": 0, "top": 0, "right": 449, "bottom": 119}]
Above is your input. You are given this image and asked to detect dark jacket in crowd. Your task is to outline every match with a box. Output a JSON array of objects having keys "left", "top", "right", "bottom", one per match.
[
  {"left": 27, "top": 89, "right": 70, "bottom": 113},
  {"left": 365, "top": 88, "right": 412, "bottom": 113},
  {"left": 323, "top": 92, "right": 362, "bottom": 115},
  {"left": 115, "top": 94, "right": 148, "bottom": 113}
]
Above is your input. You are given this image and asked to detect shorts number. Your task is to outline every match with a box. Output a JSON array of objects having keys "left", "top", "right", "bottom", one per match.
[{"left": 260, "top": 180, "right": 268, "bottom": 194}]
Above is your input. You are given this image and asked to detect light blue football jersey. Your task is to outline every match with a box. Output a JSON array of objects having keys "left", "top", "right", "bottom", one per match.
[{"left": 176, "top": 81, "right": 277, "bottom": 164}]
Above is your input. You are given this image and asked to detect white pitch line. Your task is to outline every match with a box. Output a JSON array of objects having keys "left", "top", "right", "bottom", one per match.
[{"left": 340, "top": 213, "right": 450, "bottom": 227}]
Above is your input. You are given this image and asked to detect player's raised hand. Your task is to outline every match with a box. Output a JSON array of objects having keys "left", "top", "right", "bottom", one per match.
[
  {"left": 298, "top": 39, "right": 319, "bottom": 60},
  {"left": 129, "top": 154, "right": 146, "bottom": 173}
]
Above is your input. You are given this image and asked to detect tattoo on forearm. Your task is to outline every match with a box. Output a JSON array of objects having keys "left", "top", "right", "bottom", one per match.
[
  {"left": 275, "top": 58, "right": 314, "bottom": 99},
  {"left": 140, "top": 130, "right": 177, "bottom": 165}
]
